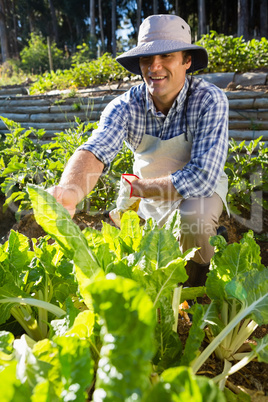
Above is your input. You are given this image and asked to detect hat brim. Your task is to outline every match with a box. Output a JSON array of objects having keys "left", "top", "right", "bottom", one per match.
[{"left": 116, "top": 40, "right": 208, "bottom": 75}]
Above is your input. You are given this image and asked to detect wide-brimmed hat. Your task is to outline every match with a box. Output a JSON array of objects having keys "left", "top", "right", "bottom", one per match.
[{"left": 116, "top": 14, "right": 208, "bottom": 75}]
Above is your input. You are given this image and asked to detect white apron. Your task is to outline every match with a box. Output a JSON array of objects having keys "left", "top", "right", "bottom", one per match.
[{"left": 133, "top": 132, "right": 228, "bottom": 227}]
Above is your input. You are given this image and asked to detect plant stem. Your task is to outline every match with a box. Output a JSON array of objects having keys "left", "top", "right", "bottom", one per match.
[
  {"left": 172, "top": 286, "right": 182, "bottom": 332},
  {"left": 213, "top": 351, "right": 255, "bottom": 384},
  {"left": 11, "top": 305, "right": 43, "bottom": 341},
  {"left": 191, "top": 306, "right": 253, "bottom": 374},
  {"left": 0, "top": 297, "right": 66, "bottom": 317},
  {"left": 218, "top": 359, "right": 232, "bottom": 391}
]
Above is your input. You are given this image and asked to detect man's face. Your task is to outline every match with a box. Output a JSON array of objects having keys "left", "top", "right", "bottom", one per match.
[{"left": 139, "top": 51, "right": 191, "bottom": 114}]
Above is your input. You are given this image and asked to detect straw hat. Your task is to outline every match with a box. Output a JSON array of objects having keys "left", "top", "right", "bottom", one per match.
[{"left": 116, "top": 14, "right": 208, "bottom": 75}]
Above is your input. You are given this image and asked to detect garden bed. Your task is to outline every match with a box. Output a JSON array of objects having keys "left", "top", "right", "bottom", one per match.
[{"left": 0, "top": 196, "right": 267, "bottom": 400}]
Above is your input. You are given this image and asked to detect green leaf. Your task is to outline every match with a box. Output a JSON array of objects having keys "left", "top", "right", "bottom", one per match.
[
  {"left": 225, "top": 268, "right": 268, "bottom": 325},
  {"left": 27, "top": 184, "right": 101, "bottom": 307},
  {"left": 120, "top": 210, "right": 142, "bottom": 252},
  {"left": 181, "top": 304, "right": 205, "bottom": 366},
  {"left": 153, "top": 300, "right": 182, "bottom": 373},
  {"left": 251, "top": 334, "right": 268, "bottom": 363},
  {"left": 89, "top": 275, "right": 155, "bottom": 401},
  {"left": 143, "top": 366, "right": 225, "bottom": 401}
]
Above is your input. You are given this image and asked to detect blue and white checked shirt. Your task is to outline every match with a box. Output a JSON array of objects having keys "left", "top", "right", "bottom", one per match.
[{"left": 78, "top": 76, "right": 229, "bottom": 199}]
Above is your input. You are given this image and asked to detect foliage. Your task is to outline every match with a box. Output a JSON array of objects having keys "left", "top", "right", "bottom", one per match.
[
  {"left": 20, "top": 33, "right": 71, "bottom": 74},
  {"left": 0, "top": 185, "right": 267, "bottom": 399},
  {"left": 190, "top": 231, "right": 268, "bottom": 389},
  {"left": 0, "top": 60, "right": 35, "bottom": 87},
  {"left": 0, "top": 116, "right": 133, "bottom": 219},
  {"left": 29, "top": 53, "right": 132, "bottom": 94},
  {"left": 0, "top": 231, "right": 76, "bottom": 340},
  {"left": 225, "top": 137, "right": 268, "bottom": 219},
  {"left": 71, "top": 42, "right": 95, "bottom": 65},
  {"left": 195, "top": 31, "right": 268, "bottom": 73}
]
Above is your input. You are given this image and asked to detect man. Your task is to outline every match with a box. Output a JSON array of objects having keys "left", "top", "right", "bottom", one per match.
[{"left": 50, "top": 14, "right": 229, "bottom": 287}]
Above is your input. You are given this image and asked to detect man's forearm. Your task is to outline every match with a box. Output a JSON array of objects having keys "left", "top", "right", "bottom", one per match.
[
  {"left": 131, "top": 175, "right": 182, "bottom": 201},
  {"left": 59, "top": 149, "right": 104, "bottom": 204}
]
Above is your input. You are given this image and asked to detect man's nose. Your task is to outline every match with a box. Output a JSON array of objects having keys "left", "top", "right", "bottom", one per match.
[{"left": 148, "top": 55, "right": 162, "bottom": 71}]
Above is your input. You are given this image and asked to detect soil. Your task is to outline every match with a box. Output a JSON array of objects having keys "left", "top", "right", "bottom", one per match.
[{"left": 0, "top": 81, "right": 267, "bottom": 400}]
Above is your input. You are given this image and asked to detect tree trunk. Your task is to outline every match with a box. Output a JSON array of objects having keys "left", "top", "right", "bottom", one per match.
[
  {"left": 153, "top": 0, "right": 158, "bottom": 14},
  {"left": 90, "top": 0, "right": 95, "bottom": 37},
  {"left": 237, "top": 0, "right": 249, "bottom": 39},
  {"left": 260, "top": 0, "right": 268, "bottom": 37},
  {"left": 0, "top": 0, "right": 10, "bottom": 62},
  {"left": 12, "top": 0, "right": 19, "bottom": 58},
  {"left": 198, "top": 0, "right": 206, "bottom": 39},
  {"left": 136, "top": 0, "right": 142, "bottom": 35},
  {"left": 111, "top": 0, "right": 116, "bottom": 57},
  {"left": 98, "top": 0, "right": 105, "bottom": 52},
  {"left": 48, "top": 0, "right": 59, "bottom": 44}
]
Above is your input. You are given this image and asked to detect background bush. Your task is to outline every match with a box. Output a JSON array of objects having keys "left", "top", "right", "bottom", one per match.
[{"left": 195, "top": 32, "right": 268, "bottom": 72}]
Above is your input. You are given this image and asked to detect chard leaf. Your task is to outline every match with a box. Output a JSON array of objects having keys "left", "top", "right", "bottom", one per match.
[
  {"left": 180, "top": 304, "right": 205, "bottom": 366},
  {"left": 207, "top": 231, "right": 264, "bottom": 302},
  {"left": 27, "top": 184, "right": 102, "bottom": 307},
  {"left": 0, "top": 231, "right": 34, "bottom": 287},
  {"left": 65, "top": 310, "right": 95, "bottom": 338},
  {"left": 225, "top": 268, "right": 268, "bottom": 325},
  {"left": 120, "top": 210, "right": 142, "bottom": 251},
  {"left": 138, "top": 227, "right": 182, "bottom": 272},
  {"left": 153, "top": 299, "right": 182, "bottom": 373},
  {"left": 251, "top": 334, "right": 268, "bottom": 363},
  {"left": 101, "top": 222, "right": 122, "bottom": 259},
  {"left": 0, "top": 360, "right": 32, "bottom": 401},
  {"left": 145, "top": 257, "right": 189, "bottom": 307},
  {"left": 12, "top": 334, "right": 94, "bottom": 401},
  {"left": 27, "top": 185, "right": 98, "bottom": 266},
  {"left": 89, "top": 275, "right": 155, "bottom": 402},
  {"left": 0, "top": 283, "right": 30, "bottom": 325},
  {"left": 143, "top": 366, "right": 225, "bottom": 401},
  {"left": 163, "top": 209, "right": 181, "bottom": 239},
  {"left": 0, "top": 330, "right": 14, "bottom": 356}
]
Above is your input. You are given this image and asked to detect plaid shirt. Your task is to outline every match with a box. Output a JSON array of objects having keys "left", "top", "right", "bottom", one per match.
[{"left": 78, "top": 76, "right": 229, "bottom": 198}]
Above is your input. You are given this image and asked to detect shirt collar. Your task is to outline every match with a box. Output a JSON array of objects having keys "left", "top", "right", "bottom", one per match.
[{"left": 145, "top": 77, "right": 189, "bottom": 115}]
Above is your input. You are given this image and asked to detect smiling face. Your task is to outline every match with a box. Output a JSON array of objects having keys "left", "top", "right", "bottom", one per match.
[{"left": 139, "top": 51, "right": 191, "bottom": 115}]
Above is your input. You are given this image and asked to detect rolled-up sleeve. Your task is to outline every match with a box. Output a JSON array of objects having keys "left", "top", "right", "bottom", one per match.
[
  {"left": 171, "top": 90, "right": 229, "bottom": 198},
  {"left": 77, "top": 100, "right": 128, "bottom": 174}
]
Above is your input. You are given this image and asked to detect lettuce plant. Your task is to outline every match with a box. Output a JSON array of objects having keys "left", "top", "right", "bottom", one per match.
[{"left": 188, "top": 233, "right": 268, "bottom": 389}]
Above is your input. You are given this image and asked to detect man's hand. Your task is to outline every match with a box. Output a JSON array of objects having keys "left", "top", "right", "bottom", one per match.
[{"left": 47, "top": 185, "right": 82, "bottom": 218}]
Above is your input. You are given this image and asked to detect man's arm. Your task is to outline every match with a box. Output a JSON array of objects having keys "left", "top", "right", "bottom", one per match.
[
  {"left": 49, "top": 150, "right": 104, "bottom": 217},
  {"left": 131, "top": 175, "right": 182, "bottom": 201}
]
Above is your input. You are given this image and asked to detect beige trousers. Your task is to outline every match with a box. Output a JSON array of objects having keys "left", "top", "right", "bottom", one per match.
[{"left": 178, "top": 193, "right": 223, "bottom": 264}]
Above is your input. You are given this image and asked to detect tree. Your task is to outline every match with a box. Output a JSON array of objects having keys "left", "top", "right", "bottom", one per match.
[
  {"left": 48, "top": 0, "right": 59, "bottom": 44},
  {"left": 237, "top": 0, "right": 249, "bottom": 39},
  {"left": 198, "top": 0, "right": 206, "bottom": 38},
  {"left": 0, "top": 0, "right": 10, "bottom": 61},
  {"left": 111, "top": 0, "right": 116, "bottom": 56},
  {"left": 260, "top": 0, "right": 268, "bottom": 37}
]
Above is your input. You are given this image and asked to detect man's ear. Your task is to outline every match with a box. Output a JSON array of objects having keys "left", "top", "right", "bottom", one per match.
[{"left": 186, "top": 55, "right": 192, "bottom": 70}]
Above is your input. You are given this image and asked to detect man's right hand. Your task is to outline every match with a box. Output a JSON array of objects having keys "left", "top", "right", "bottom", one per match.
[{"left": 47, "top": 186, "right": 81, "bottom": 218}]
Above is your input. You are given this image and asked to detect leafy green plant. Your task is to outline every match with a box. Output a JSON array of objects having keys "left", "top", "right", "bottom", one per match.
[
  {"left": 195, "top": 31, "right": 268, "bottom": 72},
  {"left": 0, "top": 117, "right": 133, "bottom": 218},
  {"left": 1, "top": 185, "right": 267, "bottom": 400},
  {"left": 0, "top": 230, "right": 76, "bottom": 340},
  {"left": 224, "top": 137, "right": 268, "bottom": 218},
  {"left": 182, "top": 232, "right": 268, "bottom": 390},
  {"left": 20, "top": 33, "right": 70, "bottom": 74},
  {"left": 29, "top": 53, "right": 131, "bottom": 94},
  {"left": 0, "top": 117, "right": 96, "bottom": 219}
]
